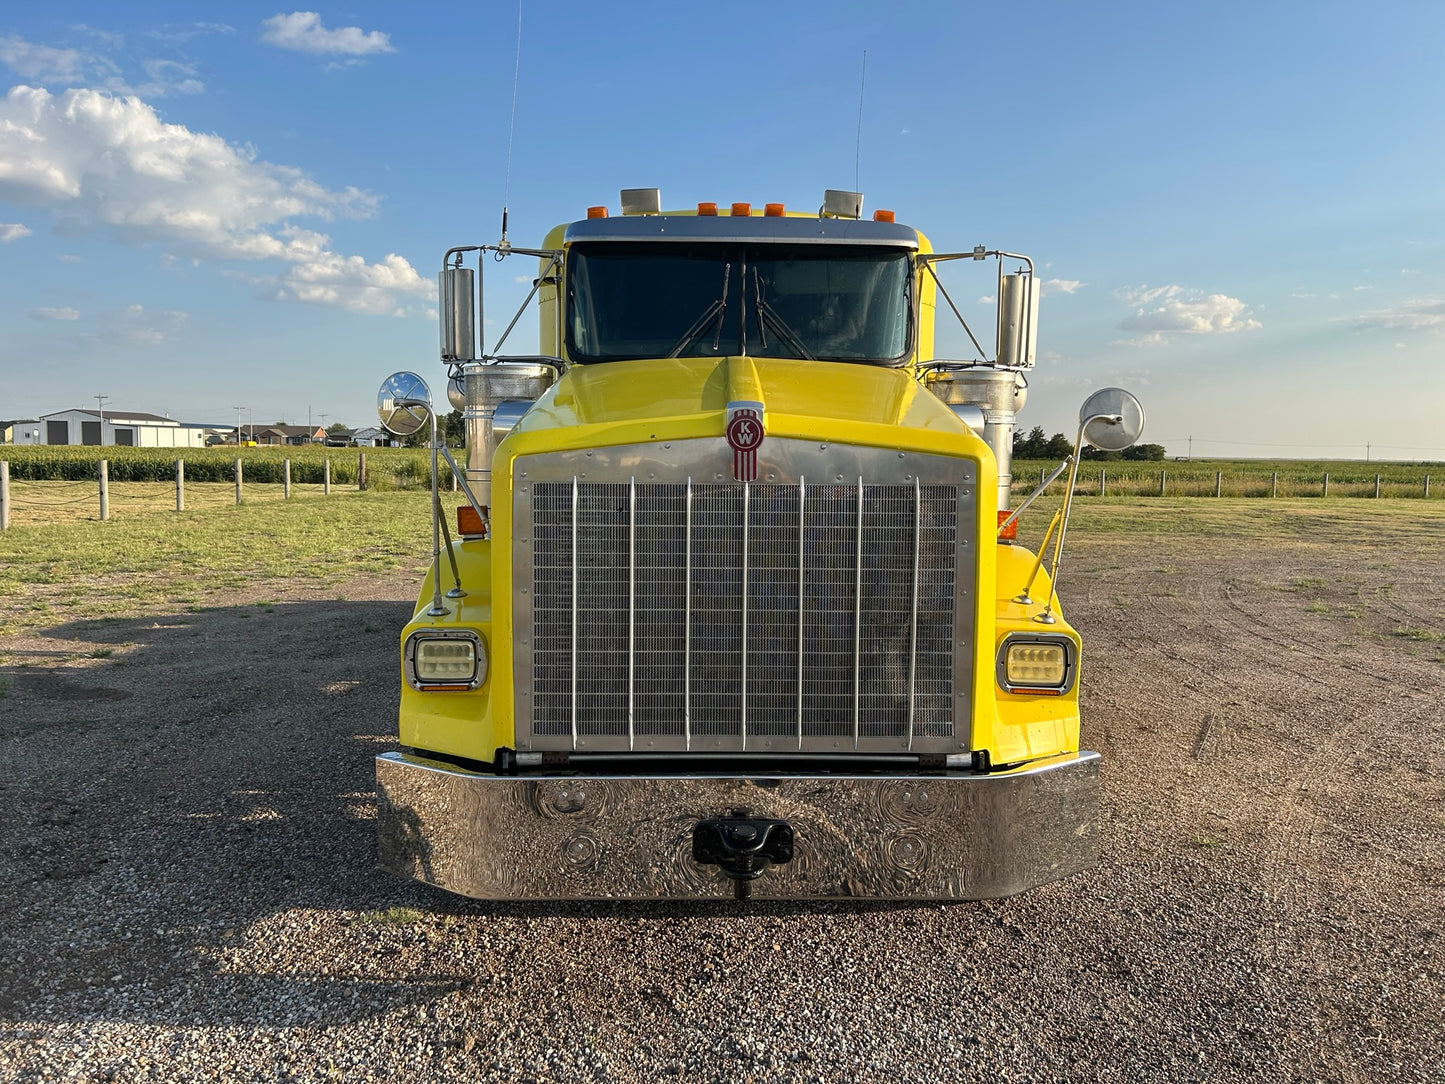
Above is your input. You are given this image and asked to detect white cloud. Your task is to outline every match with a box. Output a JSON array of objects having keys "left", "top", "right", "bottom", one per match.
[
  {"left": 1114, "top": 284, "right": 1260, "bottom": 346},
  {"left": 1040, "top": 278, "right": 1083, "bottom": 296},
  {"left": 0, "top": 222, "right": 32, "bottom": 242},
  {"left": 92, "top": 304, "right": 188, "bottom": 346},
  {"left": 134, "top": 58, "right": 205, "bottom": 97},
  {"left": 58, "top": 253, "right": 83, "bottom": 262},
  {"left": 145, "top": 23, "right": 236, "bottom": 44},
  {"left": 30, "top": 306, "right": 80, "bottom": 320},
  {"left": 0, "top": 35, "right": 88, "bottom": 83},
  {"left": 0, "top": 85, "right": 429, "bottom": 315},
  {"left": 1352, "top": 298, "right": 1445, "bottom": 332},
  {"left": 259, "top": 12, "right": 394, "bottom": 56}
]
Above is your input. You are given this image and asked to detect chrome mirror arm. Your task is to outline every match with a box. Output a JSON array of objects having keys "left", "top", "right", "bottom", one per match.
[
  {"left": 999, "top": 456, "right": 1071, "bottom": 536},
  {"left": 1034, "top": 412, "right": 1122, "bottom": 625}
]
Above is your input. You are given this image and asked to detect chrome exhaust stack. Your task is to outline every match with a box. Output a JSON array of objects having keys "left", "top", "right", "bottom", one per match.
[
  {"left": 454, "top": 360, "right": 557, "bottom": 514},
  {"left": 927, "top": 367, "right": 1027, "bottom": 512}
]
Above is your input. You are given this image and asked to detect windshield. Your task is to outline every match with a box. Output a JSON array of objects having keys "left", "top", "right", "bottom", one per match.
[{"left": 566, "top": 243, "right": 911, "bottom": 364}]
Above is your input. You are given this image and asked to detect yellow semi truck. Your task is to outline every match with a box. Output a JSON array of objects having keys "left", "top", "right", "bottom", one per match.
[{"left": 374, "top": 188, "right": 1143, "bottom": 900}]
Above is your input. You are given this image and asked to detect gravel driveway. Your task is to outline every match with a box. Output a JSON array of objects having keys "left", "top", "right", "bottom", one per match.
[{"left": 1, "top": 522, "right": 1442, "bottom": 1083}]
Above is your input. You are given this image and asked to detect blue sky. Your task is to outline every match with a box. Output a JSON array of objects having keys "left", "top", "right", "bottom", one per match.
[{"left": 2, "top": 2, "right": 1443, "bottom": 459}]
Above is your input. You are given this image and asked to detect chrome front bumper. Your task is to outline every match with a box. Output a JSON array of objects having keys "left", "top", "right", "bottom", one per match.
[{"left": 375, "top": 750, "right": 1100, "bottom": 900}]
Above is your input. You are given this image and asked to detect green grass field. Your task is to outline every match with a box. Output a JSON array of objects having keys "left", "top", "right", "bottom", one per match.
[{"left": 0, "top": 490, "right": 461, "bottom": 637}]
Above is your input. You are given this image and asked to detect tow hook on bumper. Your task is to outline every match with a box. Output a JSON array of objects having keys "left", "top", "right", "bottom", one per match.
[{"left": 692, "top": 814, "right": 794, "bottom": 899}]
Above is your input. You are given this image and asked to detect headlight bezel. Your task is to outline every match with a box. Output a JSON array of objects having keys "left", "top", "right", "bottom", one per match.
[
  {"left": 405, "top": 629, "right": 487, "bottom": 691},
  {"left": 996, "top": 633, "right": 1076, "bottom": 695}
]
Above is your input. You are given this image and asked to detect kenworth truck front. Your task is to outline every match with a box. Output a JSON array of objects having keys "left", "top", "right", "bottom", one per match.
[{"left": 374, "top": 189, "right": 1143, "bottom": 901}]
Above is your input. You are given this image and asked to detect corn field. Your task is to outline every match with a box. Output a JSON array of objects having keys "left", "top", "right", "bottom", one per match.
[
  {"left": 1011, "top": 458, "right": 1442, "bottom": 500},
  {"left": 0, "top": 445, "right": 433, "bottom": 486}
]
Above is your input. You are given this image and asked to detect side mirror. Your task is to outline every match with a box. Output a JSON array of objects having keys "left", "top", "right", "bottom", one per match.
[
  {"left": 1078, "top": 387, "right": 1145, "bottom": 451},
  {"left": 377, "top": 371, "right": 433, "bottom": 437}
]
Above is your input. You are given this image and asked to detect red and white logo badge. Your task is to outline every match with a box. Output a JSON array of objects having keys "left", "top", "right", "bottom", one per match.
[{"left": 725, "top": 401, "right": 765, "bottom": 483}]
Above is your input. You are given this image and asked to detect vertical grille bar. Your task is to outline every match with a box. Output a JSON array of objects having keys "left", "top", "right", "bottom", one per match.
[
  {"left": 684, "top": 476, "right": 692, "bottom": 752},
  {"left": 740, "top": 481, "right": 750, "bottom": 750},
  {"left": 627, "top": 476, "right": 636, "bottom": 752},
  {"left": 796, "top": 475, "right": 805, "bottom": 750},
  {"left": 853, "top": 475, "right": 864, "bottom": 750},
  {"left": 908, "top": 477, "right": 920, "bottom": 750},
  {"left": 570, "top": 475, "right": 579, "bottom": 748}
]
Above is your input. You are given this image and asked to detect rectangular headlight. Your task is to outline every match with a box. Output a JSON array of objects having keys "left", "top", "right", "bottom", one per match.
[
  {"left": 407, "top": 632, "right": 485, "bottom": 689},
  {"left": 1001, "top": 639, "right": 1070, "bottom": 690}
]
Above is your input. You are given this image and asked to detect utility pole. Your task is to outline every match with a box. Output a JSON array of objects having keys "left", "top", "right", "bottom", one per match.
[
  {"left": 234, "top": 406, "right": 243, "bottom": 446},
  {"left": 319, "top": 413, "right": 329, "bottom": 445},
  {"left": 248, "top": 408, "right": 254, "bottom": 444},
  {"left": 1366, "top": 443, "right": 1371, "bottom": 462},
  {"left": 1188, "top": 434, "right": 1193, "bottom": 461},
  {"left": 95, "top": 394, "right": 109, "bottom": 446}
]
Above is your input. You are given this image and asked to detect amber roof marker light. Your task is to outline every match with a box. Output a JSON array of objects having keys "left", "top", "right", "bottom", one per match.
[
  {"left": 586, "top": 205, "right": 608, "bottom": 219},
  {"left": 730, "top": 202, "right": 752, "bottom": 217},
  {"left": 764, "top": 203, "right": 786, "bottom": 217},
  {"left": 697, "top": 202, "right": 718, "bottom": 216}
]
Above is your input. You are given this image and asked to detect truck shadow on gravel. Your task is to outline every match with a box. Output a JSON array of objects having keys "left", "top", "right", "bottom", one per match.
[
  {"left": 0, "top": 599, "right": 466, "bottom": 1027},
  {"left": 0, "top": 599, "right": 921, "bottom": 1031}
]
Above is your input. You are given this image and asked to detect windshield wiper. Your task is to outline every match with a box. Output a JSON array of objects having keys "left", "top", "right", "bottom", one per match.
[
  {"left": 665, "top": 263, "right": 731, "bottom": 358},
  {"left": 752, "top": 269, "right": 815, "bottom": 360}
]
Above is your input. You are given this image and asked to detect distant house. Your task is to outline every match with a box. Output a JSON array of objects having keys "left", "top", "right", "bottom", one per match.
[
  {"left": 352, "top": 426, "right": 399, "bottom": 447},
  {"left": 35, "top": 409, "right": 211, "bottom": 448},
  {"left": 324, "top": 428, "right": 356, "bottom": 447},
  {"left": 1, "top": 420, "right": 42, "bottom": 444},
  {"left": 249, "top": 424, "right": 327, "bottom": 446}
]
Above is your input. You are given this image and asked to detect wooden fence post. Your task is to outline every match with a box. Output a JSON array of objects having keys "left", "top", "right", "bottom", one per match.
[
  {"left": 1099, "top": 469, "right": 1106, "bottom": 497},
  {"left": 235, "top": 458, "right": 243, "bottom": 505},
  {"left": 99, "top": 459, "right": 109, "bottom": 520},
  {"left": 0, "top": 461, "right": 9, "bottom": 531},
  {"left": 1374, "top": 473, "right": 1381, "bottom": 499},
  {"left": 1272, "top": 471, "right": 1278, "bottom": 499},
  {"left": 284, "top": 459, "right": 292, "bottom": 499},
  {"left": 176, "top": 459, "right": 185, "bottom": 512},
  {"left": 324, "top": 457, "right": 331, "bottom": 496},
  {"left": 359, "top": 452, "right": 368, "bottom": 491},
  {"left": 1323, "top": 472, "right": 1329, "bottom": 498},
  {"left": 1159, "top": 469, "right": 1166, "bottom": 496},
  {"left": 1426, "top": 474, "right": 1431, "bottom": 499},
  {"left": 1214, "top": 471, "right": 1222, "bottom": 498}
]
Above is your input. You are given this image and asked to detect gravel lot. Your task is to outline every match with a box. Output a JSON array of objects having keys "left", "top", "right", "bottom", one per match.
[{"left": 1, "top": 514, "right": 1442, "bottom": 1083}]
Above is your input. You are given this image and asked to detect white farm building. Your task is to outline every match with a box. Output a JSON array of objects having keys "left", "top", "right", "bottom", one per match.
[{"left": 25, "top": 409, "right": 213, "bottom": 448}]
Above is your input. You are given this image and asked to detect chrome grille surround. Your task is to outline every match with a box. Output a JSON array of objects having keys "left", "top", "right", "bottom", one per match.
[{"left": 512, "top": 438, "right": 977, "bottom": 754}]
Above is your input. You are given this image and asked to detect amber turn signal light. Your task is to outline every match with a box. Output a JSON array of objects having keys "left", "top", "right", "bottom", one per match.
[
  {"left": 697, "top": 202, "right": 718, "bottom": 216},
  {"left": 764, "top": 203, "right": 785, "bottom": 217},
  {"left": 997, "top": 510, "right": 1018, "bottom": 541},
  {"left": 587, "top": 205, "right": 608, "bottom": 219},
  {"left": 730, "top": 202, "right": 752, "bottom": 217},
  {"left": 457, "top": 505, "right": 486, "bottom": 536},
  {"left": 873, "top": 209, "right": 895, "bottom": 223}
]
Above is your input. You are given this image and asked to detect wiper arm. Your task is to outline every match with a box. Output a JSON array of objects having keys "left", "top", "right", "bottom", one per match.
[
  {"left": 665, "top": 262, "right": 731, "bottom": 358},
  {"left": 752, "top": 269, "right": 815, "bottom": 361}
]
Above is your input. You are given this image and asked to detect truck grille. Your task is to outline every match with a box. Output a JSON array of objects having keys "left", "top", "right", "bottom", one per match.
[{"left": 512, "top": 441, "right": 975, "bottom": 754}]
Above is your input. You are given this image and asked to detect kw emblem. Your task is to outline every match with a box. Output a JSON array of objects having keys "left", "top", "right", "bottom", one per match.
[{"left": 725, "top": 401, "right": 765, "bottom": 483}]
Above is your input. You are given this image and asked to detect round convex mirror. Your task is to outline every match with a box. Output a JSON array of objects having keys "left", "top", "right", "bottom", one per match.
[
  {"left": 1079, "top": 387, "right": 1145, "bottom": 452},
  {"left": 377, "top": 371, "right": 433, "bottom": 437}
]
